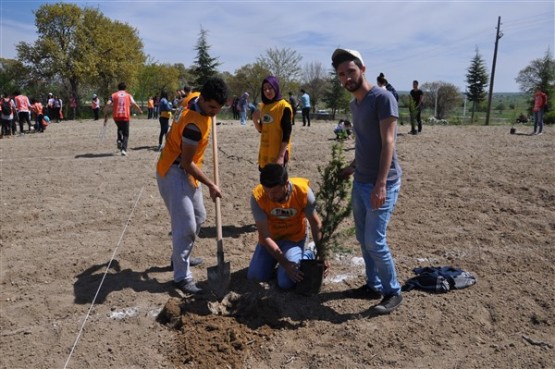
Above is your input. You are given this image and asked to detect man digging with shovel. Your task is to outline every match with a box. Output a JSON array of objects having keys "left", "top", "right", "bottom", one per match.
[{"left": 156, "top": 77, "right": 228, "bottom": 296}]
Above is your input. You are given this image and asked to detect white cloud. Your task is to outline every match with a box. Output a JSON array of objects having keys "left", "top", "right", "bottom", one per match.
[{"left": 1, "top": 0, "right": 553, "bottom": 92}]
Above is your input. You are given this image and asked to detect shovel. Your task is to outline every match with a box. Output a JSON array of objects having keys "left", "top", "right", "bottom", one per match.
[{"left": 207, "top": 116, "right": 231, "bottom": 299}]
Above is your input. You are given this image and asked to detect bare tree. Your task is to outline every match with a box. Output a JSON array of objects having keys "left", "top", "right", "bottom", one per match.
[
  {"left": 422, "top": 81, "right": 463, "bottom": 120},
  {"left": 301, "top": 61, "right": 329, "bottom": 111},
  {"left": 256, "top": 47, "right": 302, "bottom": 94},
  {"left": 228, "top": 62, "right": 271, "bottom": 104}
]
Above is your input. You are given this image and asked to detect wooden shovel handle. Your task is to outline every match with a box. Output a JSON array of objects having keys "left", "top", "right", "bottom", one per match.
[{"left": 211, "top": 117, "right": 224, "bottom": 254}]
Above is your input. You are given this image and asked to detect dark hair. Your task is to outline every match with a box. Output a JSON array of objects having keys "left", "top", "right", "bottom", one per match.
[
  {"left": 183, "top": 85, "right": 192, "bottom": 93},
  {"left": 377, "top": 73, "right": 388, "bottom": 86},
  {"left": 260, "top": 164, "right": 288, "bottom": 188},
  {"left": 332, "top": 54, "right": 363, "bottom": 70},
  {"left": 200, "top": 77, "right": 228, "bottom": 105},
  {"left": 118, "top": 82, "right": 126, "bottom": 90},
  {"left": 160, "top": 90, "right": 168, "bottom": 99},
  {"left": 300, "top": 89, "right": 305, "bottom": 93},
  {"left": 413, "top": 80, "right": 419, "bottom": 85}
]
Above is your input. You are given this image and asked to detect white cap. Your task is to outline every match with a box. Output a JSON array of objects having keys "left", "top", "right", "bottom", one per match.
[{"left": 331, "top": 48, "right": 365, "bottom": 67}]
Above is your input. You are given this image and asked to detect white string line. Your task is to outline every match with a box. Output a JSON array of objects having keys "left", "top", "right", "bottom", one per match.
[
  {"left": 63, "top": 121, "right": 163, "bottom": 369},
  {"left": 62, "top": 185, "right": 145, "bottom": 369}
]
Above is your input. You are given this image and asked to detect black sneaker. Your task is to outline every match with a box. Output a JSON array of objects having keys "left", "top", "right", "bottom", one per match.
[
  {"left": 373, "top": 294, "right": 403, "bottom": 314},
  {"left": 174, "top": 280, "right": 203, "bottom": 295},
  {"left": 343, "top": 284, "right": 382, "bottom": 299}
]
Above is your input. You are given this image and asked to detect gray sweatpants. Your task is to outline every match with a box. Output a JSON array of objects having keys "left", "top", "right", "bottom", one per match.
[{"left": 156, "top": 165, "right": 206, "bottom": 283}]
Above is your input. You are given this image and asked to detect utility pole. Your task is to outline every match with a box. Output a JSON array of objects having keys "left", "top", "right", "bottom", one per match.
[{"left": 485, "top": 16, "right": 502, "bottom": 126}]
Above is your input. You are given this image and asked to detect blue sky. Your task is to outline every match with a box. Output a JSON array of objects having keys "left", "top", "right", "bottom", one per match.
[{"left": 1, "top": 0, "right": 554, "bottom": 92}]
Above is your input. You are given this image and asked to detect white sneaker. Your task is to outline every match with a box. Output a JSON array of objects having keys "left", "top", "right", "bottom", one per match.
[{"left": 121, "top": 150, "right": 127, "bottom": 156}]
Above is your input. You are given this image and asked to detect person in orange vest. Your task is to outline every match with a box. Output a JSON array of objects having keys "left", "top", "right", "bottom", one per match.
[
  {"left": 14, "top": 91, "right": 32, "bottom": 135},
  {"left": 252, "top": 76, "right": 293, "bottom": 170},
  {"left": 247, "top": 164, "right": 325, "bottom": 290},
  {"left": 147, "top": 96, "right": 154, "bottom": 119},
  {"left": 30, "top": 98, "right": 45, "bottom": 132},
  {"left": 103, "top": 82, "right": 142, "bottom": 156},
  {"left": 156, "top": 77, "right": 228, "bottom": 295}
]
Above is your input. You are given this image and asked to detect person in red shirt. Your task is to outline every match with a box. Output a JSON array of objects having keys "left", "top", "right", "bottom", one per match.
[
  {"left": 532, "top": 87, "right": 548, "bottom": 135},
  {"left": 14, "top": 91, "right": 32, "bottom": 134},
  {"left": 103, "top": 82, "right": 142, "bottom": 156}
]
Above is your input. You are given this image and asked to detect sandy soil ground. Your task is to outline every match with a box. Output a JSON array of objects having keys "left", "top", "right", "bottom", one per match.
[{"left": 1, "top": 117, "right": 554, "bottom": 369}]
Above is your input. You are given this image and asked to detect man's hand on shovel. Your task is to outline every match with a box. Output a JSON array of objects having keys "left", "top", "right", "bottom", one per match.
[{"left": 208, "top": 184, "right": 222, "bottom": 201}]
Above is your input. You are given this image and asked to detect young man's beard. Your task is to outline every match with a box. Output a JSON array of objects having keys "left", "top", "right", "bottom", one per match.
[{"left": 344, "top": 75, "right": 364, "bottom": 93}]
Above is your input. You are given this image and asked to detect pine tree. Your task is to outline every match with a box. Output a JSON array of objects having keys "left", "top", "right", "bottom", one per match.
[
  {"left": 465, "top": 48, "right": 489, "bottom": 123},
  {"left": 315, "top": 141, "right": 352, "bottom": 260},
  {"left": 191, "top": 27, "right": 221, "bottom": 89}
]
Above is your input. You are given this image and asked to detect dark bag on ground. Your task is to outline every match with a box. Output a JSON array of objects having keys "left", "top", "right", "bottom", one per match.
[{"left": 402, "top": 266, "right": 477, "bottom": 293}]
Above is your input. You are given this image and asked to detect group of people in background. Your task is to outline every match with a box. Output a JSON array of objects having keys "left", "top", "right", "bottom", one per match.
[{"left": 0, "top": 91, "right": 63, "bottom": 137}]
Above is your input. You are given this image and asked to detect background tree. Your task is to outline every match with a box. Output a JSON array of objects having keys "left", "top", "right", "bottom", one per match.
[
  {"left": 301, "top": 61, "right": 328, "bottom": 111},
  {"left": 0, "top": 58, "right": 33, "bottom": 96},
  {"left": 422, "top": 81, "right": 463, "bottom": 120},
  {"left": 136, "top": 61, "right": 181, "bottom": 102},
  {"left": 515, "top": 48, "right": 555, "bottom": 113},
  {"left": 256, "top": 47, "right": 302, "bottom": 95},
  {"left": 16, "top": 3, "right": 145, "bottom": 107},
  {"left": 465, "top": 48, "right": 489, "bottom": 123},
  {"left": 227, "top": 62, "right": 271, "bottom": 104},
  {"left": 322, "top": 71, "right": 351, "bottom": 119},
  {"left": 172, "top": 63, "right": 195, "bottom": 90},
  {"left": 191, "top": 27, "right": 221, "bottom": 89}
]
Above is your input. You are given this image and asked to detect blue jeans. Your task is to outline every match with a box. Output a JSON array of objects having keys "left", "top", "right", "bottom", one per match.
[
  {"left": 352, "top": 179, "right": 401, "bottom": 296},
  {"left": 534, "top": 109, "right": 544, "bottom": 133},
  {"left": 247, "top": 239, "right": 314, "bottom": 290},
  {"left": 156, "top": 165, "right": 206, "bottom": 283},
  {"left": 240, "top": 110, "right": 247, "bottom": 125}
]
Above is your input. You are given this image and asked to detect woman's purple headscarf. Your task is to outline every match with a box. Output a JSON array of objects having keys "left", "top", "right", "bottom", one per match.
[{"left": 261, "top": 75, "right": 282, "bottom": 104}]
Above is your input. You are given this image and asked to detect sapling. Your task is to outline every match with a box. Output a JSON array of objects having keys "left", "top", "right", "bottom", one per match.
[{"left": 314, "top": 141, "right": 352, "bottom": 260}]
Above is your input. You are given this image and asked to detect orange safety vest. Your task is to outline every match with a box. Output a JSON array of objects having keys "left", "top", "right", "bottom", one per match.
[
  {"left": 258, "top": 99, "right": 293, "bottom": 169},
  {"left": 252, "top": 178, "right": 310, "bottom": 243},
  {"left": 14, "top": 95, "right": 30, "bottom": 112},
  {"left": 148, "top": 98, "right": 154, "bottom": 108},
  {"left": 181, "top": 91, "right": 200, "bottom": 108},
  {"left": 156, "top": 108, "right": 211, "bottom": 187},
  {"left": 111, "top": 91, "right": 132, "bottom": 121},
  {"left": 32, "top": 102, "right": 43, "bottom": 115}
]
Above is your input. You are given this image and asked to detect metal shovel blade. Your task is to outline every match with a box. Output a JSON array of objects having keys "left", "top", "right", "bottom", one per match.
[{"left": 207, "top": 247, "right": 230, "bottom": 299}]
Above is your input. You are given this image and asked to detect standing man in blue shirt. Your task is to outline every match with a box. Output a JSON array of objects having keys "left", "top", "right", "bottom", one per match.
[
  {"left": 299, "top": 89, "right": 311, "bottom": 127},
  {"left": 332, "top": 48, "right": 403, "bottom": 315}
]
